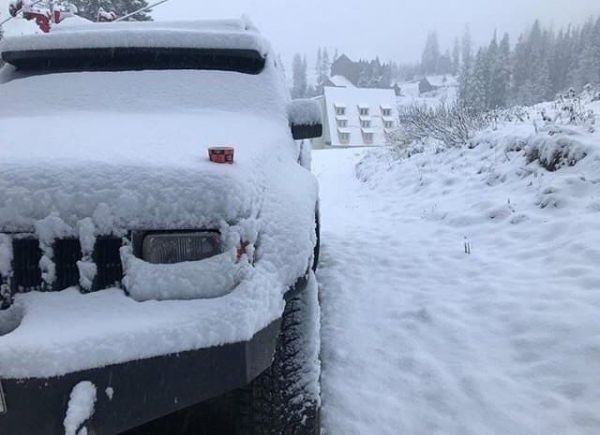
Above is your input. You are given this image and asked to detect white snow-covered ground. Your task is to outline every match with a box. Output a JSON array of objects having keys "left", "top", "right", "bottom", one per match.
[{"left": 314, "top": 115, "right": 600, "bottom": 434}]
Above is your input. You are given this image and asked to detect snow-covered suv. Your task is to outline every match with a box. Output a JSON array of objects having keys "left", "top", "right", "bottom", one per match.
[{"left": 0, "top": 19, "right": 322, "bottom": 435}]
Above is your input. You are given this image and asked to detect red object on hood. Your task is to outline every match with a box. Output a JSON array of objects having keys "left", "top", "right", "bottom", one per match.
[{"left": 208, "top": 147, "right": 235, "bottom": 164}]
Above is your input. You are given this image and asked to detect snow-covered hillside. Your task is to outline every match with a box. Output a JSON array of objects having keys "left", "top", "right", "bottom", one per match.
[{"left": 314, "top": 99, "right": 600, "bottom": 434}]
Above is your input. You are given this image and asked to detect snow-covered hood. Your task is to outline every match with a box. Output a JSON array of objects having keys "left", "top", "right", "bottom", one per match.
[
  {"left": 0, "top": 111, "right": 294, "bottom": 232},
  {"left": 0, "top": 108, "right": 320, "bottom": 379}
]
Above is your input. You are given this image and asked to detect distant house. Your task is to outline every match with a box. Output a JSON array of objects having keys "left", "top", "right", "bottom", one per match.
[
  {"left": 312, "top": 87, "right": 398, "bottom": 149},
  {"left": 418, "top": 75, "right": 459, "bottom": 96},
  {"left": 330, "top": 54, "right": 362, "bottom": 86},
  {"left": 418, "top": 77, "right": 437, "bottom": 95}
]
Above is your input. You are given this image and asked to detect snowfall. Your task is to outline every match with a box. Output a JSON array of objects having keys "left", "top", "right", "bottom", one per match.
[
  {"left": 1, "top": 18, "right": 600, "bottom": 435},
  {"left": 315, "top": 98, "right": 600, "bottom": 434}
]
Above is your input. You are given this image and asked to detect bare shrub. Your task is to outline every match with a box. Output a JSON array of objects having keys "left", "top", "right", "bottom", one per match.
[{"left": 392, "top": 104, "right": 488, "bottom": 148}]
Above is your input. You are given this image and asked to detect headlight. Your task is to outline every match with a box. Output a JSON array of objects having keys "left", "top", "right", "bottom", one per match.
[{"left": 141, "top": 232, "right": 221, "bottom": 264}]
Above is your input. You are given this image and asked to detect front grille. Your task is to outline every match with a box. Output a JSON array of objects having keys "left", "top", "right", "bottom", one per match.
[{"left": 1, "top": 236, "right": 123, "bottom": 304}]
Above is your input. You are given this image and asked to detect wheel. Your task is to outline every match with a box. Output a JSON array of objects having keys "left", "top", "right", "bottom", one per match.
[{"left": 236, "top": 274, "right": 321, "bottom": 435}]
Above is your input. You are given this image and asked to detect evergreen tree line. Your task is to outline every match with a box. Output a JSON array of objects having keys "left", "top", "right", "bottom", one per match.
[
  {"left": 420, "top": 31, "right": 458, "bottom": 76},
  {"left": 69, "top": 0, "right": 152, "bottom": 21},
  {"left": 356, "top": 58, "right": 393, "bottom": 89},
  {"left": 291, "top": 48, "right": 337, "bottom": 98},
  {"left": 291, "top": 47, "right": 395, "bottom": 98},
  {"left": 459, "top": 18, "right": 600, "bottom": 111}
]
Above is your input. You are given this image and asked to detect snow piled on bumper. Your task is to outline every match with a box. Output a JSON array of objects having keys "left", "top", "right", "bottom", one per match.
[{"left": 0, "top": 274, "right": 281, "bottom": 379}]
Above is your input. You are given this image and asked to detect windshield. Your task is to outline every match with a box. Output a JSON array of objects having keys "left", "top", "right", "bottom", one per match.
[{"left": 0, "top": 54, "right": 287, "bottom": 118}]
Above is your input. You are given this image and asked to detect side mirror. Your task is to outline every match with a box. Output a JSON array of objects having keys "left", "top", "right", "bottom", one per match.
[{"left": 288, "top": 99, "right": 323, "bottom": 140}]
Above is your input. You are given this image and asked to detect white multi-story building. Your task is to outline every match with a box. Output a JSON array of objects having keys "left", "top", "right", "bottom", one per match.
[{"left": 312, "top": 86, "right": 398, "bottom": 149}]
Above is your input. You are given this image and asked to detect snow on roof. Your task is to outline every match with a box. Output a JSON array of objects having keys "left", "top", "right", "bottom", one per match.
[
  {"left": 329, "top": 75, "right": 355, "bottom": 88},
  {"left": 321, "top": 86, "right": 397, "bottom": 147},
  {"left": 0, "top": 19, "right": 269, "bottom": 56},
  {"left": 425, "top": 75, "right": 459, "bottom": 88},
  {"left": 380, "top": 104, "right": 392, "bottom": 110}
]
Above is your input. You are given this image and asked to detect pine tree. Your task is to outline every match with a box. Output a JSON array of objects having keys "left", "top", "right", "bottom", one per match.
[
  {"left": 494, "top": 33, "right": 511, "bottom": 108},
  {"left": 421, "top": 31, "right": 441, "bottom": 74},
  {"left": 458, "top": 26, "right": 473, "bottom": 106},
  {"left": 315, "top": 48, "right": 322, "bottom": 82},
  {"left": 528, "top": 22, "right": 553, "bottom": 103},
  {"left": 292, "top": 54, "right": 308, "bottom": 99},
  {"left": 322, "top": 48, "right": 331, "bottom": 81},
  {"left": 469, "top": 48, "right": 489, "bottom": 112},
  {"left": 437, "top": 50, "right": 452, "bottom": 74},
  {"left": 549, "top": 28, "right": 570, "bottom": 95},
  {"left": 69, "top": 0, "right": 152, "bottom": 21},
  {"left": 452, "top": 38, "right": 461, "bottom": 75},
  {"left": 571, "top": 18, "right": 600, "bottom": 89},
  {"left": 485, "top": 33, "right": 499, "bottom": 109},
  {"left": 315, "top": 48, "right": 331, "bottom": 95},
  {"left": 511, "top": 33, "right": 529, "bottom": 104}
]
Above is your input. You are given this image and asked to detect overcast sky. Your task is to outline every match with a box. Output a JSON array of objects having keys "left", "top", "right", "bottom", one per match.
[
  {"left": 153, "top": 0, "right": 599, "bottom": 64},
  {"left": 1, "top": 0, "right": 598, "bottom": 65}
]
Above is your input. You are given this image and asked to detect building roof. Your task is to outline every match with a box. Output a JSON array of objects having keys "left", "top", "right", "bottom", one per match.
[
  {"left": 423, "top": 75, "right": 459, "bottom": 88},
  {"left": 321, "top": 86, "right": 398, "bottom": 147},
  {"left": 329, "top": 75, "right": 356, "bottom": 88}
]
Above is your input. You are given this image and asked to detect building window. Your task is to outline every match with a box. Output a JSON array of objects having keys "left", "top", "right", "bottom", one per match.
[
  {"left": 382, "top": 108, "right": 392, "bottom": 117},
  {"left": 360, "top": 119, "right": 371, "bottom": 128},
  {"left": 335, "top": 106, "right": 346, "bottom": 116},
  {"left": 384, "top": 121, "right": 394, "bottom": 129},
  {"left": 339, "top": 132, "right": 350, "bottom": 143},
  {"left": 359, "top": 107, "right": 369, "bottom": 116},
  {"left": 337, "top": 119, "right": 348, "bottom": 128},
  {"left": 362, "top": 132, "right": 374, "bottom": 144}
]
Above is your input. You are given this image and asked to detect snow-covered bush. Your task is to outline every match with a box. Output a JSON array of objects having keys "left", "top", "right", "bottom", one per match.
[
  {"left": 525, "top": 133, "right": 589, "bottom": 172},
  {"left": 393, "top": 104, "right": 488, "bottom": 148}
]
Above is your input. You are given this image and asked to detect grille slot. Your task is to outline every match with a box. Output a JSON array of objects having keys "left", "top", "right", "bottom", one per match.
[
  {"left": 53, "top": 238, "right": 82, "bottom": 291},
  {"left": 12, "top": 238, "right": 43, "bottom": 292},
  {"left": 93, "top": 237, "right": 123, "bottom": 291}
]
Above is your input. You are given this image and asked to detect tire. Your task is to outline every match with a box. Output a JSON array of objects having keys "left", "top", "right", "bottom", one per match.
[{"left": 236, "top": 274, "right": 321, "bottom": 435}]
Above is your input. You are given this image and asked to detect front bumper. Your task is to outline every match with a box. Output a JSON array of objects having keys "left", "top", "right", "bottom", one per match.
[{"left": 0, "top": 319, "right": 280, "bottom": 435}]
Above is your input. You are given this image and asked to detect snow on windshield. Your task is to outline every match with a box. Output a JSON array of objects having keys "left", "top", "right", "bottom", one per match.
[{"left": 0, "top": 60, "right": 287, "bottom": 117}]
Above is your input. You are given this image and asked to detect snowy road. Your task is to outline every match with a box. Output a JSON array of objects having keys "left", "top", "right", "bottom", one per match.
[{"left": 314, "top": 146, "right": 600, "bottom": 435}]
